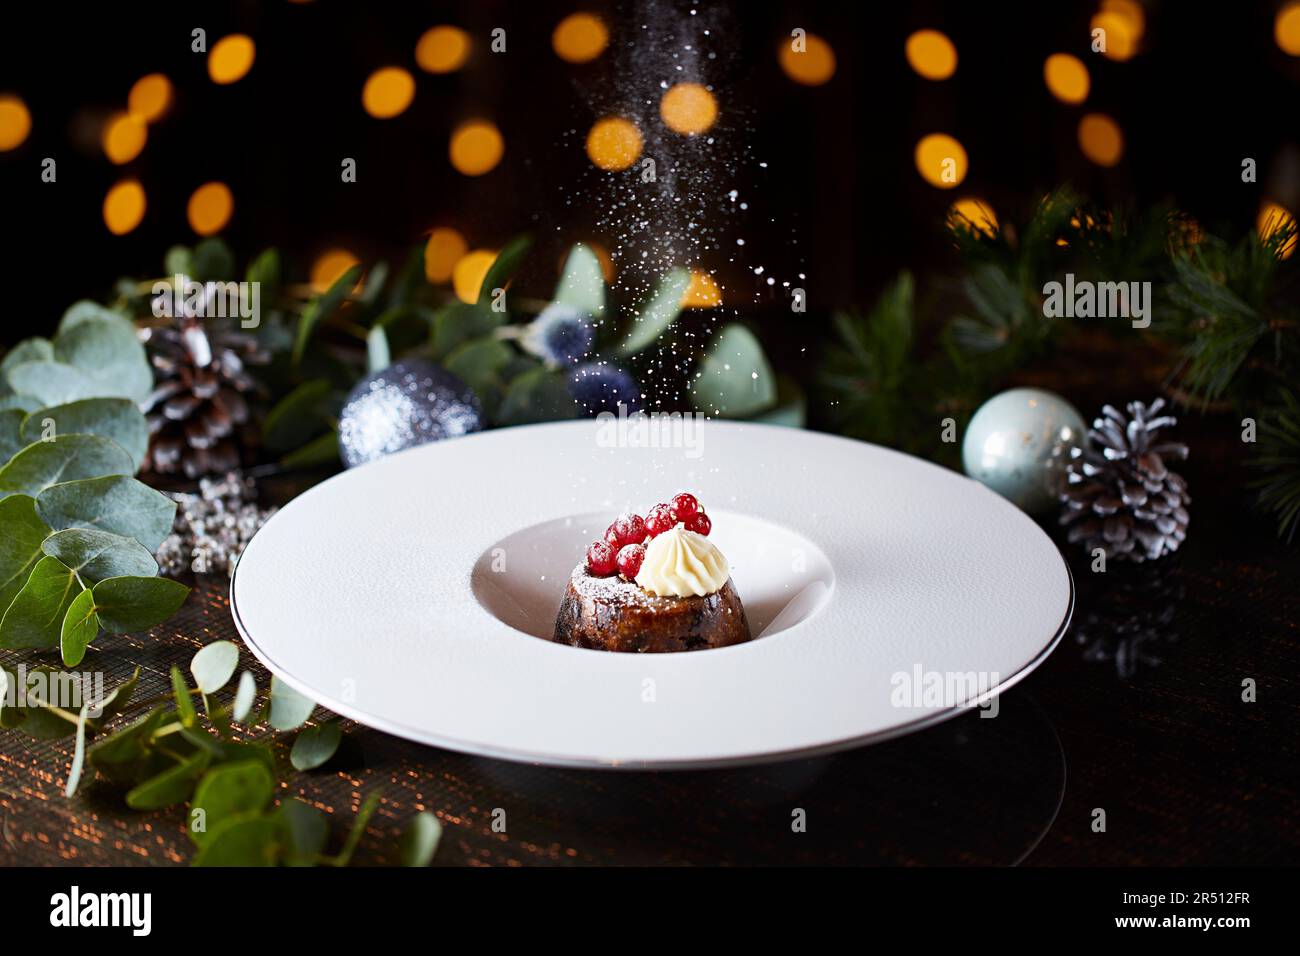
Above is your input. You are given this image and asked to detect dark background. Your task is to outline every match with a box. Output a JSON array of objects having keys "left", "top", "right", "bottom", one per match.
[{"left": 1, "top": 0, "right": 1296, "bottom": 336}]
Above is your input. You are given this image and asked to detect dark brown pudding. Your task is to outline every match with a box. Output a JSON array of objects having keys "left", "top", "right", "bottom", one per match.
[{"left": 553, "top": 562, "right": 752, "bottom": 653}]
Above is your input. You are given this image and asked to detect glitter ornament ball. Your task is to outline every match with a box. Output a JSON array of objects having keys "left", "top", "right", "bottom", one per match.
[
  {"left": 961, "top": 388, "right": 1086, "bottom": 515},
  {"left": 338, "top": 360, "right": 483, "bottom": 468}
]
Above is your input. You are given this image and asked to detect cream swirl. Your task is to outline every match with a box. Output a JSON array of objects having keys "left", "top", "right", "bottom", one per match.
[{"left": 634, "top": 527, "right": 730, "bottom": 597}]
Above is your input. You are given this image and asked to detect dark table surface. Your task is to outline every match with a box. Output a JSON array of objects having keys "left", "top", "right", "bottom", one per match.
[{"left": 2, "top": 408, "right": 1297, "bottom": 867}]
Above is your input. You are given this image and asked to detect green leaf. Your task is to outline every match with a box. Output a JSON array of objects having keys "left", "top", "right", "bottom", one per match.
[
  {"left": 400, "top": 811, "right": 443, "bottom": 867},
  {"left": 0, "top": 394, "right": 43, "bottom": 413},
  {"left": 692, "top": 323, "right": 778, "bottom": 418},
  {"left": 554, "top": 244, "right": 606, "bottom": 317},
  {"left": 498, "top": 368, "right": 576, "bottom": 425},
  {"left": 59, "top": 586, "right": 99, "bottom": 666},
  {"left": 1, "top": 338, "right": 54, "bottom": 382},
  {"left": 37, "top": 475, "right": 177, "bottom": 551},
  {"left": 366, "top": 325, "right": 391, "bottom": 374},
  {"left": 92, "top": 576, "right": 190, "bottom": 634},
  {"left": 88, "top": 704, "right": 166, "bottom": 767},
  {"left": 43, "top": 528, "right": 158, "bottom": 583},
  {"left": 164, "top": 245, "right": 193, "bottom": 277},
  {"left": 90, "top": 666, "right": 141, "bottom": 726},
  {"left": 53, "top": 315, "right": 152, "bottom": 403},
  {"left": 0, "top": 556, "right": 80, "bottom": 650},
  {"left": 0, "top": 434, "right": 134, "bottom": 500},
  {"left": 190, "top": 759, "right": 275, "bottom": 846},
  {"left": 190, "top": 640, "right": 239, "bottom": 694},
  {"left": 1, "top": 665, "right": 83, "bottom": 738},
  {"left": 290, "top": 719, "right": 342, "bottom": 770},
  {"left": 294, "top": 264, "right": 362, "bottom": 367},
  {"left": 246, "top": 248, "right": 282, "bottom": 303},
  {"left": 2, "top": 361, "right": 101, "bottom": 408},
  {"left": 65, "top": 702, "right": 91, "bottom": 798},
  {"left": 21, "top": 398, "right": 148, "bottom": 469},
  {"left": 268, "top": 675, "right": 315, "bottom": 730},
  {"left": 262, "top": 379, "right": 334, "bottom": 454},
  {"left": 477, "top": 234, "right": 532, "bottom": 305},
  {"left": 334, "top": 790, "right": 381, "bottom": 867},
  {"left": 618, "top": 267, "right": 690, "bottom": 356},
  {"left": 190, "top": 237, "right": 236, "bottom": 283},
  {"left": 192, "top": 813, "right": 281, "bottom": 866},
  {"left": 444, "top": 337, "right": 511, "bottom": 397},
  {"left": 231, "top": 671, "right": 257, "bottom": 723},
  {"left": 58, "top": 301, "right": 134, "bottom": 337},
  {"left": 281, "top": 431, "right": 341, "bottom": 470},
  {"left": 126, "top": 750, "right": 211, "bottom": 810},
  {"left": 170, "top": 666, "right": 197, "bottom": 727},
  {"left": 276, "top": 799, "right": 328, "bottom": 865},
  {"left": 0, "top": 494, "right": 52, "bottom": 615},
  {"left": 430, "top": 302, "right": 505, "bottom": 360},
  {"left": 0, "top": 409, "right": 24, "bottom": 460}
]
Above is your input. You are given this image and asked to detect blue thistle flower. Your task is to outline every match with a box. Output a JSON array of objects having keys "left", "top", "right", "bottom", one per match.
[
  {"left": 524, "top": 303, "right": 595, "bottom": 366},
  {"left": 567, "top": 362, "right": 640, "bottom": 416}
]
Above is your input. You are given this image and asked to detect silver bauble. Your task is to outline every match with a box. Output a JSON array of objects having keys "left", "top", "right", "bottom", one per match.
[
  {"left": 961, "top": 388, "right": 1085, "bottom": 514},
  {"left": 338, "top": 360, "right": 483, "bottom": 468}
]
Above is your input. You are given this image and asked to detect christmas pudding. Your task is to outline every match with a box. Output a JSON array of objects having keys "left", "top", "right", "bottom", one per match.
[{"left": 553, "top": 493, "right": 752, "bottom": 653}]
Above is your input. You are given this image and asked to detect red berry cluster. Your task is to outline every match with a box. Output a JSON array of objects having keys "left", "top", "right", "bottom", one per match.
[{"left": 584, "top": 492, "right": 712, "bottom": 579}]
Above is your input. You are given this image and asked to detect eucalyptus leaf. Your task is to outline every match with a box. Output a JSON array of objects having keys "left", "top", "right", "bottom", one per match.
[
  {"left": 57, "top": 301, "right": 134, "bottom": 336},
  {"left": 190, "top": 237, "right": 236, "bottom": 283},
  {"left": 444, "top": 337, "right": 511, "bottom": 397},
  {"left": 334, "top": 790, "right": 381, "bottom": 867},
  {"left": 171, "top": 666, "right": 197, "bottom": 728},
  {"left": 3, "top": 361, "right": 101, "bottom": 407},
  {"left": 277, "top": 799, "right": 328, "bottom": 865},
  {"left": 20, "top": 398, "right": 148, "bottom": 469},
  {"left": 0, "top": 556, "right": 80, "bottom": 650},
  {"left": 281, "top": 430, "right": 341, "bottom": 470},
  {"left": 189, "top": 759, "right": 275, "bottom": 847},
  {"left": 59, "top": 586, "right": 99, "bottom": 667},
  {"left": 7, "top": 666, "right": 82, "bottom": 738},
  {"left": 430, "top": 302, "right": 504, "bottom": 360},
  {"left": 125, "top": 750, "right": 211, "bottom": 810},
  {"left": 0, "top": 394, "right": 43, "bottom": 413},
  {"left": 89, "top": 705, "right": 167, "bottom": 767},
  {"left": 618, "top": 267, "right": 690, "bottom": 356},
  {"left": 366, "top": 325, "right": 391, "bottom": 374},
  {"left": 64, "top": 702, "right": 91, "bottom": 798},
  {"left": 0, "top": 494, "right": 52, "bottom": 615},
  {"left": 90, "top": 665, "right": 141, "bottom": 726},
  {"left": 0, "top": 434, "right": 134, "bottom": 500},
  {"left": 692, "top": 323, "right": 778, "bottom": 418},
  {"left": 262, "top": 379, "right": 335, "bottom": 454},
  {"left": 52, "top": 316, "right": 152, "bottom": 403},
  {"left": 477, "top": 234, "right": 532, "bottom": 305},
  {"left": 191, "top": 640, "right": 239, "bottom": 694},
  {"left": 400, "top": 811, "right": 443, "bottom": 867},
  {"left": 498, "top": 368, "right": 576, "bottom": 425},
  {"left": 164, "top": 245, "right": 193, "bottom": 278},
  {"left": 43, "top": 528, "right": 158, "bottom": 583},
  {"left": 246, "top": 248, "right": 282, "bottom": 303},
  {"left": 294, "top": 264, "right": 363, "bottom": 367},
  {"left": 554, "top": 243, "right": 606, "bottom": 317},
  {"left": 268, "top": 675, "right": 315, "bottom": 731},
  {"left": 1, "top": 338, "right": 54, "bottom": 381},
  {"left": 92, "top": 576, "right": 190, "bottom": 634},
  {"left": 290, "top": 719, "right": 342, "bottom": 771},
  {"left": 37, "top": 475, "right": 177, "bottom": 551},
  {"left": 192, "top": 814, "right": 280, "bottom": 866},
  {"left": 0, "top": 409, "right": 24, "bottom": 461},
  {"left": 231, "top": 671, "right": 257, "bottom": 722}
]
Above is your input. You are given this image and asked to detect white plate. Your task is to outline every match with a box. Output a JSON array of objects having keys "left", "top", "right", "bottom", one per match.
[{"left": 231, "top": 420, "right": 1073, "bottom": 769}]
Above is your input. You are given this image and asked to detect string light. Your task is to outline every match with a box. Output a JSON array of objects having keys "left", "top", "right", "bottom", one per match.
[
  {"left": 187, "top": 182, "right": 234, "bottom": 236},
  {"left": 586, "top": 117, "right": 642, "bottom": 171},
  {"left": 102, "top": 112, "right": 147, "bottom": 164},
  {"left": 1277, "top": 3, "right": 1300, "bottom": 55},
  {"left": 362, "top": 67, "right": 416, "bottom": 119},
  {"left": 1257, "top": 202, "right": 1297, "bottom": 260},
  {"left": 416, "top": 25, "right": 471, "bottom": 73},
  {"left": 1044, "top": 53, "right": 1090, "bottom": 104},
  {"left": 0, "top": 94, "right": 32, "bottom": 151},
  {"left": 552, "top": 13, "right": 609, "bottom": 63},
  {"left": 1078, "top": 113, "right": 1124, "bottom": 166},
  {"left": 449, "top": 121, "right": 504, "bottom": 176},
  {"left": 103, "top": 179, "right": 146, "bottom": 235},
  {"left": 947, "top": 198, "right": 998, "bottom": 238},
  {"left": 660, "top": 83, "right": 717, "bottom": 135},
  {"left": 424, "top": 227, "right": 468, "bottom": 283},
  {"left": 914, "top": 133, "right": 968, "bottom": 188},
  {"left": 208, "top": 34, "right": 256, "bottom": 84},
  {"left": 127, "top": 74, "right": 172, "bottom": 123},
  {"left": 778, "top": 32, "right": 836, "bottom": 85},
  {"left": 904, "top": 30, "right": 957, "bottom": 80}
]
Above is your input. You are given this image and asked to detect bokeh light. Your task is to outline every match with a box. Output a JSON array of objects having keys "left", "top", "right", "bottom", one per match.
[
  {"left": 311, "top": 249, "right": 361, "bottom": 293},
  {"left": 127, "top": 74, "right": 172, "bottom": 123},
  {"left": 681, "top": 271, "right": 722, "bottom": 309},
  {"left": 1277, "top": 3, "right": 1300, "bottom": 55},
  {"left": 1044, "top": 53, "right": 1090, "bottom": 104},
  {"left": 947, "top": 198, "right": 998, "bottom": 238},
  {"left": 449, "top": 121, "right": 504, "bottom": 176},
  {"left": 187, "top": 182, "right": 234, "bottom": 236},
  {"left": 586, "top": 117, "right": 642, "bottom": 171},
  {"left": 1078, "top": 113, "right": 1124, "bottom": 166},
  {"left": 914, "top": 133, "right": 968, "bottom": 188},
  {"left": 1091, "top": 11, "right": 1137, "bottom": 62},
  {"left": 1257, "top": 201, "right": 1297, "bottom": 260},
  {"left": 453, "top": 249, "right": 497, "bottom": 304},
  {"left": 103, "top": 179, "right": 146, "bottom": 235},
  {"left": 424, "top": 227, "right": 468, "bottom": 283},
  {"left": 208, "top": 34, "right": 256, "bottom": 84},
  {"left": 416, "top": 25, "right": 471, "bottom": 73},
  {"left": 904, "top": 30, "right": 957, "bottom": 80},
  {"left": 102, "top": 112, "right": 147, "bottom": 165},
  {"left": 362, "top": 67, "right": 416, "bottom": 119},
  {"left": 660, "top": 83, "right": 718, "bottom": 135},
  {"left": 778, "top": 32, "right": 836, "bottom": 85},
  {"left": 1102, "top": 0, "right": 1147, "bottom": 41},
  {"left": 552, "top": 13, "right": 609, "bottom": 63},
  {"left": 0, "top": 95, "right": 32, "bottom": 151}
]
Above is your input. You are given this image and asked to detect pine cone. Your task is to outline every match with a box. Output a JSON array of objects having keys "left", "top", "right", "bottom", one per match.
[
  {"left": 141, "top": 317, "right": 267, "bottom": 479},
  {"left": 1059, "top": 399, "right": 1191, "bottom": 562}
]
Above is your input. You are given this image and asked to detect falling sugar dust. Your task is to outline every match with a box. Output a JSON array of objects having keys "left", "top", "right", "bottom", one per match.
[{"left": 556, "top": 0, "right": 806, "bottom": 419}]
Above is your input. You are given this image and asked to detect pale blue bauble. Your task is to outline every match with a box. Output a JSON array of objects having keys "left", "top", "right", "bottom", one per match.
[{"left": 962, "top": 388, "right": 1086, "bottom": 515}]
